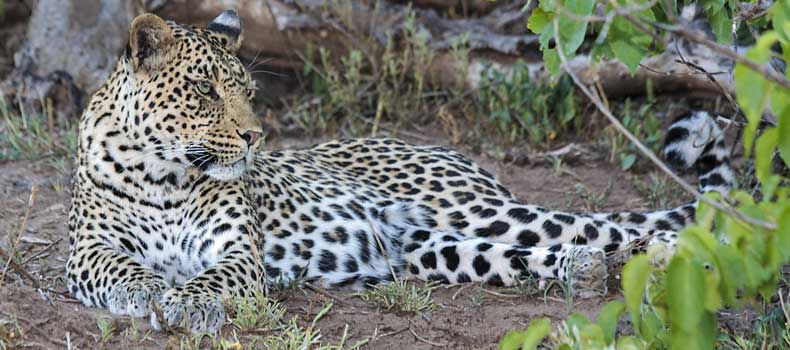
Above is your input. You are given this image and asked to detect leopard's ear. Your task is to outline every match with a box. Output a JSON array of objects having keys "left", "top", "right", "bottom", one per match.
[
  {"left": 207, "top": 10, "right": 243, "bottom": 52},
  {"left": 128, "top": 13, "right": 174, "bottom": 71}
]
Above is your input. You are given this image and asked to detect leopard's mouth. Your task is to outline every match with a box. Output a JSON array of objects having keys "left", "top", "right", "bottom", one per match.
[{"left": 185, "top": 146, "right": 253, "bottom": 181}]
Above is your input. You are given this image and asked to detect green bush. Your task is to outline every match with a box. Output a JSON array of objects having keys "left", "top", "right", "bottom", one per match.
[
  {"left": 501, "top": 0, "right": 790, "bottom": 349},
  {"left": 604, "top": 98, "right": 662, "bottom": 170},
  {"left": 287, "top": 10, "right": 452, "bottom": 136},
  {"left": 478, "top": 63, "right": 579, "bottom": 146}
]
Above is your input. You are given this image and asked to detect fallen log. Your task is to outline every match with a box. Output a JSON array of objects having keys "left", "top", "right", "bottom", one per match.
[
  {"left": 159, "top": 0, "right": 736, "bottom": 99},
  {"left": 1, "top": 0, "right": 738, "bottom": 114}
]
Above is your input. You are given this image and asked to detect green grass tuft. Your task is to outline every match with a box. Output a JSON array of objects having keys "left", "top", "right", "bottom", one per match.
[
  {"left": 249, "top": 303, "right": 368, "bottom": 350},
  {"left": 0, "top": 95, "right": 77, "bottom": 163},
  {"left": 355, "top": 280, "right": 438, "bottom": 314},
  {"left": 633, "top": 173, "right": 688, "bottom": 209},
  {"left": 224, "top": 288, "right": 286, "bottom": 333},
  {"left": 599, "top": 97, "right": 662, "bottom": 171}
]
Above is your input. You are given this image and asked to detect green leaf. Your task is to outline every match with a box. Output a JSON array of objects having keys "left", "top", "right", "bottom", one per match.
[
  {"left": 666, "top": 256, "right": 705, "bottom": 332},
  {"left": 778, "top": 108, "right": 790, "bottom": 168},
  {"left": 578, "top": 323, "right": 607, "bottom": 348},
  {"left": 640, "top": 307, "right": 666, "bottom": 342},
  {"left": 622, "top": 255, "right": 650, "bottom": 333},
  {"left": 706, "top": 8, "right": 733, "bottom": 45},
  {"left": 675, "top": 228, "right": 722, "bottom": 311},
  {"left": 499, "top": 330, "right": 527, "bottom": 350},
  {"left": 621, "top": 153, "right": 637, "bottom": 170},
  {"left": 778, "top": 206, "right": 790, "bottom": 260},
  {"left": 770, "top": 0, "right": 790, "bottom": 43},
  {"left": 544, "top": 48, "right": 561, "bottom": 76},
  {"left": 499, "top": 317, "right": 551, "bottom": 350},
  {"left": 783, "top": 43, "right": 790, "bottom": 80},
  {"left": 755, "top": 128, "right": 779, "bottom": 187},
  {"left": 597, "top": 301, "right": 626, "bottom": 344},
  {"left": 669, "top": 312, "right": 716, "bottom": 350},
  {"left": 734, "top": 66, "right": 769, "bottom": 156},
  {"left": 611, "top": 40, "right": 643, "bottom": 73},
  {"left": 734, "top": 32, "right": 779, "bottom": 155},
  {"left": 714, "top": 246, "right": 746, "bottom": 306},
  {"left": 768, "top": 81, "right": 790, "bottom": 117},
  {"left": 541, "top": 0, "right": 558, "bottom": 12},
  {"left": 557, "top": 0, "right": 595, "bottom": 55},
  {"left": 567, "top": 313, "right": 592, "bottom": 337},
  {"left": 528, "top": 7, "right": 552, "bottom": 34},
  {"left": 539, "top": 25, "right": 555, "bottom": 50},
  {"left": 616, "top": 336, "right": 645, "bottom": 350}
]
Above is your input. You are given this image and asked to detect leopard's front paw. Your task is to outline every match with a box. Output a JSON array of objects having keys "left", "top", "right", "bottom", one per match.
[
  {"left": 565, "top": 245, "right": 608, "bottom": 298},
  {"left": 151, "top": 288, "right": 226, "bottom": 333},
  {"left": 107, "top": 279, "right": 166, "bottom": 317}
]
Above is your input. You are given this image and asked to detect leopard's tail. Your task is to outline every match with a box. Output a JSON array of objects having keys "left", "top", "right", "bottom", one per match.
[
  {"left": 592, "top": 111, "right": 735, "bottom": 231},
  {"left": 662, "top": 111, "right": 735, "bottom": 194}
]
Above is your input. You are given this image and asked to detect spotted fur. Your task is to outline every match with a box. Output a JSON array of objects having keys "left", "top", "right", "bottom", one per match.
[{"left": 67, "top": 11, "right": 734, "bottom": 333}]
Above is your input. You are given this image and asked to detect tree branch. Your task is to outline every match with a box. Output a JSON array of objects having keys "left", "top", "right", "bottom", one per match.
[{"left": 652, "top": 21, "right": 790, "bottom": 89}]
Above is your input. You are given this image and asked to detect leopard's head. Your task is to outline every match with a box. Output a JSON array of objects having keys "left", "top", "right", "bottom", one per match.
[{"left": 117, "top": 10, "right": 261, "bottom": 181}]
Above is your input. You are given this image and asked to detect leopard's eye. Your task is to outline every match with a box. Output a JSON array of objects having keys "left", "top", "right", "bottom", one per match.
[
  {"left": 195, "top": 80, "right": 216, "bottom": 96},
  {"left": 246, "top": 81, "right": 258, "bottom": 101}
]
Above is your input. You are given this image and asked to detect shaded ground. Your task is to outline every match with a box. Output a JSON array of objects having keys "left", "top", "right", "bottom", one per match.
[{"left": 0, "top": 131, "right": 694, "bottom": 350}]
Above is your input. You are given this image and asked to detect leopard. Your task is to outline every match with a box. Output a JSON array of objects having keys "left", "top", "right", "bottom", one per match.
[{"left": 66, "top": 10, "right": 735, "bottom": 333}]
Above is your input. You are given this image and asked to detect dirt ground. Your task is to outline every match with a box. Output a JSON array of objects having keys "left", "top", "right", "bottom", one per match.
[{"left": 0, "top": 130, "right": 695, "bottom": 350}]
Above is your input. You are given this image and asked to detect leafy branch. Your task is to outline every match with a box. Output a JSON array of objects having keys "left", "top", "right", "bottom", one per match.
[
  {"left": 502, "top": 0, "right": 790, "bottom": 349},
  {"left": 551, "top": 17, "right": 777, "bottom": 230}
]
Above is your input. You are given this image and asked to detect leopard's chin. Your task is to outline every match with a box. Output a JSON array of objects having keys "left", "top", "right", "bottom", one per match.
[{"left": 204, "top": 159, "right": 248, "bottom": 181}]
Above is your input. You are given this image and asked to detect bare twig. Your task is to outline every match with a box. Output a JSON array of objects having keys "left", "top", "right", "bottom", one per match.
[
  {"left": 1, "top": 185, "right": 39, "bottom": 288},
  {"left": 304, "top": 282, "right": 352, "bottom": 306},
  {"left": 651, "top": 22, "right": 790, "bottom": 89},
  {"left": 638, "top": 63, "right": 728, "bottom": 77},
  {"left": 552, "top": 19, "right": 776, "bottom": 231},
  {"left": 149, "top": 299, "right": 169, "bottom": 333},
  {"left": 673, "top": 42, "right": 740, "bottom": 116},
  {"left": 672, "top": 41, "right": 745, "bottom": 141},
  {"left": 367, "top": 218, "right": 400, "bottom": 282},
  {"left": 373, "top": 325, "right": 410, "bottom": 341},
  {"left": 450, "top": 283, "right": 472, "bottom": 300},
  {"left": 409, "top": 320, "right": 448, "bottom": 347},
  {"left": 778, "top": 288, "right": 790, "bottom": 326},
  {"left": 0, "top": 246, "right": 40, "bottom": 290},
  {"left": 480, "top": 287, "right": 521, "bottom": 299},
  {"left": 21, "top": 238, "right": 62, "bottom": 265}
]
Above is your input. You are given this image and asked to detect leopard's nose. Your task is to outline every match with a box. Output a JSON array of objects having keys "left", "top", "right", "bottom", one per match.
[{"left": 238, "top": 129, "right": 262, "bottom": 146}]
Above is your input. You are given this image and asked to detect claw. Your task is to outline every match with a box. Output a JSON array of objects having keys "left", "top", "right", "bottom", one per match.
[
  {"left": 107, "top": 280, "right": 165, "bottom": 317},
  {"left": 151, "top": 290, "right": 226, "bottom": 333}
]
